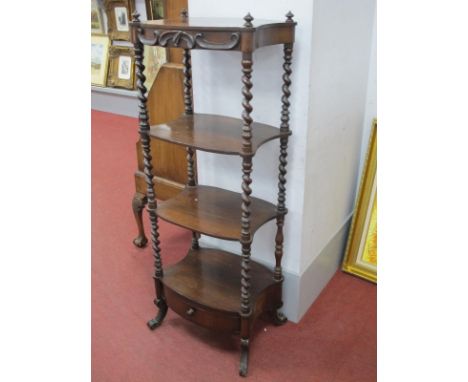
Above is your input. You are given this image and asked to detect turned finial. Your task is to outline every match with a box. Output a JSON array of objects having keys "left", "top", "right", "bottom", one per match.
[
  {"left": 180, "top": 8, "right": 188, "bottom": 20},
  {"left": 285, "top": 11, "right": 294, "bottom": 23},
  {"left": 132, "top": 11, "right": 141, "bottom": 23},
  {"left": 243, "top": 12, "right": 254, "bottom": 28}
]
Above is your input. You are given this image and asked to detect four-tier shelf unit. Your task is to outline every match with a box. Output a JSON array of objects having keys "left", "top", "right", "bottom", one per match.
[{"left": 130, "top": 10, "right": 296, "bottom": 377}]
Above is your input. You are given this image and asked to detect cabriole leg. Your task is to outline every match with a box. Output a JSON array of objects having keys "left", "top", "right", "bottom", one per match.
[
  {"left": 132, "top": 192, "right": 148, "bottom": 248},
  {"left": 239, "top": 325, "right": 250, "bottom": 377},
  {"left": 147, "top": 279, "right": 168, "bottom": 330}
]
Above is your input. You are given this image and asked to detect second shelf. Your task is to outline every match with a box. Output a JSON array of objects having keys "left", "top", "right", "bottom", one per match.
[
  {"left": 157, "top": 185, "right": 279, "bottom": 241},
  {"left": 149, "top": 113, "right": 290, "bottom": 156}
]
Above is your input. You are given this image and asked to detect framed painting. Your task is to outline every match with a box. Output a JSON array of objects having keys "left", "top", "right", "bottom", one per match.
[
  {"left": 91, "top": 35, "right": 111, "bottom": 86},
  {"left": 145, "top": 0, "right": 165, "bottom": 20},
  {"left": 107, "top": 46, "right": 135, "bottom": 89},
  {"left": 91, "top": 0, "right": 104, "bottom": 34},
  {"left": 143, "top": 45, "right": 167, "bottom": 90},
  {"left": 104, "top": 0, "right": 134, "bottom": 41},
  {"left": 342, "top": 119, "right": 377, "bottom": 283}
]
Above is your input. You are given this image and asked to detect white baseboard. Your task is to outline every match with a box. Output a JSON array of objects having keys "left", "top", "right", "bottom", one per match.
[
  {"left": 280, "top": 215, "right": 353, "bottom": 323},
  {"left": 91, "top": 87, "right": 138, "bottom": 118},
  {"left": 199, "top": 216, "right": 352, "bottom": 324}
]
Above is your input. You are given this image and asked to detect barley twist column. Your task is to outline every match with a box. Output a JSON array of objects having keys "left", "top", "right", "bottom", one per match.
[
  {"left": 240, "top": 51, "right": 253, "bottom": 317},
  {"left": 182, "top": 47, "right": 199, "bottom": 249},
  {"left": 182, "top": 48, "right": 194, "bottom": 115},
  {"left": 274, "top": 41, "right": 293, "bottom": 283},
  {"left": 132, "top": 12, "right": 167, "bottom": 329},
  {"left": 238, "top": 43, "right": 254, "bottom": 377}
]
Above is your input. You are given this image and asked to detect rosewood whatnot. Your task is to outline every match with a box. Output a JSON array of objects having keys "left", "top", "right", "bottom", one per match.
[{"left": 131, "top": 10, "right": 295, "bottom": 377}]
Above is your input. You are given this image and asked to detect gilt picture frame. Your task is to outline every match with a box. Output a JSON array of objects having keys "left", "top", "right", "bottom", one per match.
[
  {"left": 145, "top": 0, "right": 166, "bottom": 20},
  {"left": 91, "top": 35, "right": 111, "bottom": 86},
  {"left": 104, "top": 0, "right": 134, "bottom": 41},
  {"left": 342, "top": 119, "right": 377, "bottom": 283},
  {"left": 143, "top": 45, "right": 167, "bottom": 90},
  {"left": 107, "top": 46, "right": 135, "bottom": 89}
]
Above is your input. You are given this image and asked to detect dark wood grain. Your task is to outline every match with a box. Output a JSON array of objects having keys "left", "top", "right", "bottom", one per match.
[
  {"left": 163, "top": 247, "right": 278, "bottom": 313},
  {"left": 131, "top": 16, "right": 296, "bottom": 52},
  {"left": 149, "top": 113, "right": 290, "bottom": 156},
  {"left": 134, "top": 16, "right": 293, "bottom": 30},
  {"left": 156, "top": 185, "right": 279, "bottom": 241}
]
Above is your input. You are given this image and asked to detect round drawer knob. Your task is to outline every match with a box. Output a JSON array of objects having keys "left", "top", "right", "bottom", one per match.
[{"left": 186, "top": 307, "right": 195, "bottom": 316}]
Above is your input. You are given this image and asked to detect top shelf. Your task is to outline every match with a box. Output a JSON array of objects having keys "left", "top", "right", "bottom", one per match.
[
  {"left": 138, "top": 17, "right": 293, "bottom": 31},
  {"left": 131, "top": 16, "right": 296, "bottom": 51}
]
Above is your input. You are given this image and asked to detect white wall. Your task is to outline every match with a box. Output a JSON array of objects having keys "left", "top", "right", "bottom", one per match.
[
  {"left": 189, "top": 0, "right": 315, "bottom": 276},
  {"left": 359, "top": 9, "right": 377, "bottom": 170},
  {"left": 300, "top": 0, "right": 376, "bottom": 272},
  {"left": 188, "top": 0, "right": 376, "bottom": 321}
]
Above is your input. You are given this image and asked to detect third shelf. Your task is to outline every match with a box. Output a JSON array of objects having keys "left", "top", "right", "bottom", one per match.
[{"left": 157, "top": 185, "right": 279, "bottom": 241}]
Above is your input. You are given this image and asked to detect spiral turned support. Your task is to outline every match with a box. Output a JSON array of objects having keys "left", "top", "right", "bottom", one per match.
[
  {"left": 186, "top": 147, "right": 196, "bottom": 187},
  {"left": 240, "top": 156, "right": 253, "bottom": 315},
  {"left": 182, "top": 49, "right": 193, "bottom": 115},
  {"left": 273, "top": 43, "right": 293, "bottom": 285},
  {"left": 133, "top": 11, "right": 167, "bottom": 328},
  {"left": 240, "top": 53, "right": 253, "bottom": 316},
  {"left": 238, "top": 51, "right": 254, "bottom": 378},
  {"left": 182, "top": 47, "right": 198, "bottom": 249},
  {"left": 186, "top": 146, "right": 199, "bottom": 249}
]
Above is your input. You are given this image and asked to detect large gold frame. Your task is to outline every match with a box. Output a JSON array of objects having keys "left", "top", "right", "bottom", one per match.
[
  {"left": 342, "top": 119, "right": 377, "bottom": 283},
  {"left": 106, "top": 46, "right": 135, "bottom": 89},
  {"left": 91, "top": 35, "right": 111, "bottom": 86}
]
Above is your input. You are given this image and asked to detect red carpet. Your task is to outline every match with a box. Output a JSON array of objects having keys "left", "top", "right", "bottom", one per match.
[{"left": 92, "top": 110, "right": 376, "bottom": 382}]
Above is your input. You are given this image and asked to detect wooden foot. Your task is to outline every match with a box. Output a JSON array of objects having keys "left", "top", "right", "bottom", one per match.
[
  {"left": 239, "top": 338, "right": 250, "bottom": 377},
  {"left": 147, "top": 298, "right": 168, "bottom": 330},
  {"left": 132, "top": 192, "right": 148, "bottom": 248},
  {"left": 271, "top": 309, "right": 288, "bottom": 326}
]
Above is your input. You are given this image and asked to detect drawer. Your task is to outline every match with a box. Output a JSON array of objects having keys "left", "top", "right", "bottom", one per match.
[{"left": 164, "top": 287, "right": 240, "bottom": 333}]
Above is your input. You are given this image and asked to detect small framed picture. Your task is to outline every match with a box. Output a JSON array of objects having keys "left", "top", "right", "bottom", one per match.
[
  {"left": 107, "top": 46, "right": 135, "bottom": 89},
  {"left": 145, "top": 0, "right": 165, "bottom": 20},
  {"left": 104, "top": 0, "right": 134, "bottom": 41},
  {"left": 91, "top": 35, "right": 111, "bottom": 86},
  {"left": 91, "top": 0, "right": 104, "bottom": 34},
  {"left": 342, "top": 119, "right": 377, "bottom": 283}
]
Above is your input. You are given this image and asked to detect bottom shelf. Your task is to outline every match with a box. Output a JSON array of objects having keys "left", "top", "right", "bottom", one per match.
[{"left": 162, "top": 247, "right": 282, "bottom": 332}]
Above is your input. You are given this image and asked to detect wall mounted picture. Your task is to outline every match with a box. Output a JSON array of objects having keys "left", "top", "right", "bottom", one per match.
[
  {"left": 145, "top": 0, "right": 165, "bottom": 20},
  {"left": 91, "top": 35, "right": 111, "bottom": 86},
  {"left": 107, "top": 46, "right": 135, "bottom": 89},
  {"left": 115, "top": 6, "right": 129, "bottom": 31},
  {"left": 342, "top": 119, "right": 377, "bottom": 283},
  {"left": 143, "top": 46, "right": 167, "bottom": 90},
  {"left": 104, "top": 0, "right": 135, "bottom": 41},
  {"left": 91, "top": 0, "right": 104, "bottom": 34}
]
